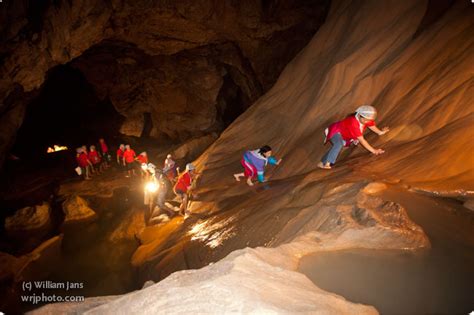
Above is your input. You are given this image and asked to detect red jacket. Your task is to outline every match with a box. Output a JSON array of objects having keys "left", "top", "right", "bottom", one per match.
[
  {"left": 100, "top": 142, "right": 108, "bottom": 153},
  {"left": 77, "top": 153, "right": 90, "bottom": 168},
  {"left": 123, "top": 149, "right": 136, "bottom": 163},
  {"left": 174, "top": 172, "right": 192, "bottom": 193},
  {"left": 137, "top": 154, "right": 148, "bottom": 164},
  {"left": 117, "top": 148, "right": 124, "bottom": 157},
  {"left": 326, "top": 115, "right": 375, "bottom": 147},
  {"left": 88, "top": 151, "right": 101, "bottom": 164}
]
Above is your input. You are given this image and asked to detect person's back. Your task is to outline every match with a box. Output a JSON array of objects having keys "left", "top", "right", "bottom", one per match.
[{"left": 174, "top": 171, "right": 191, "bottom": 193}]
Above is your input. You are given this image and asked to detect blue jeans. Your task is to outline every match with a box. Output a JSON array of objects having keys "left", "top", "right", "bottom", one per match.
[{"left": 321, "top": 133, "right": 344, "bottom": 165}]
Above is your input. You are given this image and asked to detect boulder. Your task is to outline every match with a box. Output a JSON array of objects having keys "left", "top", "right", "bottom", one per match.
[
  {"left": 172, "top": 133, "right": 218, "bottom": 161},
  {"left": 62, "top": 195, "right": 96, "bottom": 223},
  {"left": 5, "top": 202, "right": 51, "bottom": 233}
]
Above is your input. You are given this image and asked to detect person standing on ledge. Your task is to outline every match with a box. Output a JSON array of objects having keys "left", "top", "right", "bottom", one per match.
[
  {"left": 318, "top": 105, "right": 389, "bottom": 169},
  {"left": 234, "top": 145, "right": 282, "bottom": 186},
  {"left": 99, "top": 138, "right": 111, "bottom": 168},
  {"left": 116, "top": 144, "right": 125, "bottom": 166},
  {"left": 76, "top": 148, "right": 92, "bottom": 180},
  {"left": 123, "top": 144, "right": 137, "bottom": 177},
  {"left": 163, "top": 154, "right": 177, "bottom": 182}
]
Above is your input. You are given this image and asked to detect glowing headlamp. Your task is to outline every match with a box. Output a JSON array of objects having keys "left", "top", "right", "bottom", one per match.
[{"left": 145, "top": 181, "right": 159, "bottom": 193}]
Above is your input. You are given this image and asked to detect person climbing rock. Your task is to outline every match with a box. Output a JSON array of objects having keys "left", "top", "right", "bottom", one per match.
[
  {"left": 234, "top": 145, "right": 282, "bottom": 186},
  {"left": 163, "top": 154, "right": 177, "bottom": 181},
  {"left": 318, "top": 105, "right": 389, "bottom": 169},
  {"left": 173, "top": 163, "right": 198, "bottom": 216},
  {"left": 76, "top": 148, "right": 92, "bottom": 180},
  {"left": 99, "top": 138, "right": 111, "bottom": 168},
  {"left": 88, "top": 145, "right": 104, "bottom": 174},
  {"left": 123, "top": 144, "right": 137, "bottom": 177},
  {"left": 116, "top": 144, "right": 125, "bottom": 165}
]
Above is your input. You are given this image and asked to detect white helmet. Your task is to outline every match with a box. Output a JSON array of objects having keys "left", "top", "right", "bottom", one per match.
[
  {"left": 141, "top": 163, "right": 148, "bottom": 171},
  {"left": 167, "top": 154, "right": 172, "bottom": 159},
  {"left": 186, "top": 163, "right": 196, "bottom": 171},
  {"left": 356, "top": 105, "right": 377, "bottom": 120}
]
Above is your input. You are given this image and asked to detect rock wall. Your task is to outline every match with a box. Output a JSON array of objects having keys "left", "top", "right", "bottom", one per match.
[
  {"left": 0, "top": 0, "right": 329, "bottom": 165},
  {"left": 126, "top": 0, "right": 473, "bottom": 285}
]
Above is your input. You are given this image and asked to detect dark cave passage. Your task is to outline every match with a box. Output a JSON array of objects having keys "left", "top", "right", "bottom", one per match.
[{"left": 12, "top": 64, "right": 124, "bottom": 159}]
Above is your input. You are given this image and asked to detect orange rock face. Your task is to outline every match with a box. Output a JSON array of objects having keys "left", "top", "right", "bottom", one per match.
[{"left": 134, "top": 0, "right": 473, "bottom": 279}]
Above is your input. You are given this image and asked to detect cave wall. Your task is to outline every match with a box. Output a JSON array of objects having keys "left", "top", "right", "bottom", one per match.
[
  {"left": 194, "top": 0, "right": 474, "bottom": 191},
  {"left": 70, "top": 41, "right": 263, "bottom": 140},
  {"left": 0, "top": 0, "right": 329, "bottom": 166}
]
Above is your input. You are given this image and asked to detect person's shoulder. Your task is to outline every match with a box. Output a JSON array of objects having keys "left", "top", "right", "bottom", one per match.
[{"left": 343, "top": 115, "right": 357, "bottom": 122}]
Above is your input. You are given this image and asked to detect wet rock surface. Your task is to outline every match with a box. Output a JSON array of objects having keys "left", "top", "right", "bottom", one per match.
[
  {"left": 62, "top": 195, "right": 96, "bottom": 223},
  {"left": 5, "top": 202, "right": 51, "bottom": 233}
]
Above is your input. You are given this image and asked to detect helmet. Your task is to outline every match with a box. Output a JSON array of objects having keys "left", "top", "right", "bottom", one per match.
[
  {"left": 356, "top": 105, "right": 377, "bottom": 120},
  {"left": 186, "top": 163, "right": 196, "bottom": 171},
  {"left": 141, "top": 163, "right": 148, "bottom": 171},
  {"left": 147, "top": 163, "right": 156, "bottom": 170},
  {"left": 167, "top": 154, "right": 172, "bottom": 159}
]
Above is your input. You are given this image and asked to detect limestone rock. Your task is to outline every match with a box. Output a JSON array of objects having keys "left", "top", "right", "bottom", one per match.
[
  {"left": 0, "top": 0, "right": 329, "bottom": 164},
  {"left": 172, "top": 133, "right": 218, "bottom": 161},
  {"left": 62, "top": 195, "right": 96, "bottom": 223},
  {"left": 5, "top": 202, "right": 51, "bottom": 233},
  {"left": 362, "top": 182, "right": 388, "bottom": 195}
]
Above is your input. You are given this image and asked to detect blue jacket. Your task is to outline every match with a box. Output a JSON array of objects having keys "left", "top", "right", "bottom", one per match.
[{"left": 243, "top": 150, "right": 278, "bottom": 182}]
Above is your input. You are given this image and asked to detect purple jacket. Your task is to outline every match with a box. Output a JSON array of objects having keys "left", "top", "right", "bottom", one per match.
[{"left": 243, "top": 150, "right": 278, "bottom": 182}]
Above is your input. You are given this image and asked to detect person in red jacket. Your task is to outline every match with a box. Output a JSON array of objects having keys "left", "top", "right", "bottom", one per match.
[
  {"left": 123, "top": 144, "right": 137, "bottom": 177},
  {"left": 116, "top": 144, "right": 125, "bottom": 166},
  {"left": 319, "top": 105, "right": 389, "bottom": 169},
  {"left": 173, "top": 163, "right": 198, "bottom": 216},
  {"left": 136, "top": 152, "right": 149, "bottom": 178},
  {"left": 76, "top": 148, "right": 92, "bottom": 180},
  {"left": 88, "top": 145, "right": 104, "bottom": 174},
  {"left": 99, "top": 138, "right": 110, "bottom": 168}
]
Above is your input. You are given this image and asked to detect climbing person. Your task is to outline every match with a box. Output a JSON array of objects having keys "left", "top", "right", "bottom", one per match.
[
  {"left": 123, "top": 144, "right": 137, "bottom": 177},
  {"left": 233, "top": 145, "right": 282, "bottom": 186},
  {"left": 136, "top": 152, "right": 149, "bottom": 178},
  {"left": 88, "top": 145, "right": 104, "bottom": 174},
  {"left": 99, "top": 138, "right": 111, "bottom": 168},
  {"left": 76, "top": 148, "right": 92, "bottom": 180},
  {"left": 173, "top": 163, "right": 198, "bottom": 216},
  {"left": 318, "top": 105, "right": 389, "bottom": 169},
  {"left": 116, "top": 144, "right": 125, "bottom": 166},
  {"left": 163, "top": 154, "right": 177, "bottom": 182}
]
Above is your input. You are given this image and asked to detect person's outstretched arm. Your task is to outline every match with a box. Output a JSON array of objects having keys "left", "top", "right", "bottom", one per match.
[
  {"left": 368, "top": 125, "right": 390, "bottom": 135},
  {"left": 268, "top": 156, "right": 283, "bottom": 166},
  {"left": 357, "top": 136, "right": 384, "bottom": 155}
]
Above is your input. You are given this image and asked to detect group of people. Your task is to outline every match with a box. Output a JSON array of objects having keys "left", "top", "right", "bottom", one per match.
[
  {"left": 233, "top": 105, "right": 389, "bottom": 185},
  {"left": 74, "top": 105, "right": 388, "bottom": 218},
  {"left": 75, "top": 138, "right": 111, "bottom": 180},
  {"left": 144, "top": 161, "right": 198, "bottom": 217}
]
